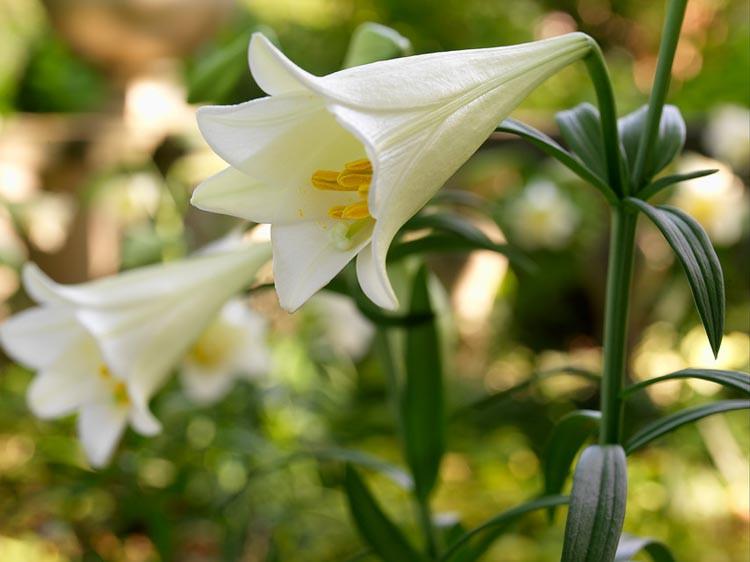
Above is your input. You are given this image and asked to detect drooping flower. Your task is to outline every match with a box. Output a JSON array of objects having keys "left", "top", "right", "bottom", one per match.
[
  {"left": 0, "top": 240, "right": 271, "bottom": 465},
  {"left": 180, "top": 298, "right": 271, "bottom": 405},
  {"left": 192, "top": 32, "right": 592, "bottom": 311},
  {"left": 507, "top": 180, "right": 579, "bottom": 249}
]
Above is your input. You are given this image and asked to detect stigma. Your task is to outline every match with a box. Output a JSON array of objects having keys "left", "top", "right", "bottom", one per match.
[{"left": 311, "top": 159, "right": 373, "bottom": 220}]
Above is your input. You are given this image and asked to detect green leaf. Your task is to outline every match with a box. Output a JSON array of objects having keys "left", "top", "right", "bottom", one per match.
[
  {"left": 561, "top": 445, "right": 627, "bottom": 562},
  {"left": 622, "top": 368, "right": 750, "bottom": 398},
  {"left": 543, "top": 410, "right": 601, "bottom": 519},
  {"left": 619, "top": 105, "right": 686, "bottom": 185},
  {"left": 343, "top": 22, "right": 412, "bottom": 68},
  {"left": 496, "top": 119, "right": 617, "bottom": 203},
  {"left": 615, "top": 534, "right": 676, "bottom": 562},
  {"left": 402, "top": 266, "right": 445, "bottom": 501},
  {"left": 440, "top": 495, "right": 569, "bottom": 561},
  {"left": 627, "top": 198, "right": 725, "bottom": 356},
  {"left": 396, "top": 213, "right": 533, "bottom": 272},
  {"left": 556, "top": 103, "right": 609, "bottom": 183},
  {"left": 625, "top": 399, "right": 750, "bottom": 454},
  {"left": 187, "top": 31, "right": 251, "bottom": 104},
  {"left": 310, "top": 447, "right": 413, "bottom": 490},
  {"left": 343, "top": 465, "right": 425, "bottom": 562},
  {"left": 638, "top": 169, "right": 718, "bottom": 201}
]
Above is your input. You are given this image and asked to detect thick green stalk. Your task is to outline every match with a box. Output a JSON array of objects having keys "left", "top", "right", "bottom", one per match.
[
  {"left": 631, "top": 0, "right": 688, "bottom": 190},
  {"left": 416, "top": 497, "right": 438, "bottom": 558},
  {"left": 583, "top": 40, "right": 624, "bottom": 196},
  {"left": 599, "top": 205, "right": 638, "bottom": 444}
]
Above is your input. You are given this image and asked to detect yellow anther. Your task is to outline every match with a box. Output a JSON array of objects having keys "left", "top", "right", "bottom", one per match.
[
  {"left": 358, "top": 184, "right": 369, "bottom": 196},
  {"left": 328, "top": 206, "right": 346, "bottom": 219},
  {"left": 344, "top": 159, "right": 372, "bottom": 173},
  {"left": 341, "top": 201, "right": 370, "bottom": 219},
  {"left": 98, "top": 364, "right": 111, "bottom": 379},
  {"left": 113, "top": 382, "right": 130, "bottom": 406},
  {"left": 337, "top": 170, "right": 372, "bottom": 189},
  {"left": 311, "top": 170, "right": 346, "bottom": 191}
]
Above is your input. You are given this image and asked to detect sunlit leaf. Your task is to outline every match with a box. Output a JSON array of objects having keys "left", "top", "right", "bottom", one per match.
[
  {"left": 627, "top": 199, "right": 725, "bottom": 356},
  {"left": 615, "top": 534, "right": 676, "bottom": 562},
  {"left": 625, "top": 399, "right": 750, "bottom": 454},
  {"left": 622, "top": 368, "right": 750, "bottom": 398},
  {"left": 561, "top": 445, "right": 627, "bottom": 562},
  {"left": 543, "top": 410, "right": 601, "bottom": 520},
  {"left": 343, "top": 465, "right": 425, "bottom": 562},
  {"left": 343, "top": 22, "right": 412, "bottom": 68},
  {"left": 311, "top": 447, "right": 413, "bottom": 490},
  {"left": 402, "top": 265, "right": 445, "bottom": 501}
]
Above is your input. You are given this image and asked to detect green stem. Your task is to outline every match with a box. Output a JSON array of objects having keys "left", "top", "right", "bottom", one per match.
[
  {"left": 631, "top": 0, "right": 688, "bottom": 190},
  {"left": 600, "top": 205, "right": 638, "bottom": 444},
  {"left": 416, "top": 497, "right": 439, "bottom": 559},
  {"left": 583, "top": 39, "right": 624, "bottom": 196}
]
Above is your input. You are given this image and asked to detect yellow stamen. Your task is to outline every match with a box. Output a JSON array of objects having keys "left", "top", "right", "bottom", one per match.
[
  {"left": 337, "top": 170, "right": 371, "bottom": 189},
  {"left": 344, "top": 159, "right": 372, "bottom": 173},
  {"left": 113, "top": 382, "right": 130, "bottom": 406},
  {"left": 311, "top": 170, "right": 347, "bottom": 191},
  {"left": 341, "top": 201, "right": 370, "bottom": 219},
  {"left": 328, "top": 205, "right": 346, "bottom": 219},
  {"left": 358, "top": 184, "right": 369, "bottom": 196},
  {"left": 98, "top": 364, "right": 111, "bottom": 379}
]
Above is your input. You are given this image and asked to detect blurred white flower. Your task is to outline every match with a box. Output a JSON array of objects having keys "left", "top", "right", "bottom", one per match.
[
  {"left": 507, "top": 180, "right": 579, "bottom": 249},
  {"left": 21, "top": 192, "right": 76, "bottom": 252},
  {"left": 0, "top": 306, "right": 159, "bottom": 467},
  {"left": 181, "top": 299, "right": 271, "bottom": 405},
  {"left": 304, "top": 291, "right": 374, "bottom": 361},
  {"left": 670, "top": 153, "right": 747, "bottom": 246},
  {"left": 703, "top": 105, "right": 750, "bottom": 170},
  {"left": 192, "top": 32, "right": 592, "bottom": 311},
  {"left": 0, "top": 239, "right": 272, "bottom": 466}
]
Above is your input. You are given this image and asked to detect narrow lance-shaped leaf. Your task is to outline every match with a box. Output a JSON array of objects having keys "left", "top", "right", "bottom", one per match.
[
  {"left": 402, "top": 265, "right": 445, "bottom": 501},
  {"left": 619, "top": 105, "right": 686, "bottom": 186},
  {"left": 343, "top": 464, "right": 425, "bottom": 562},
  {"left": 561, "top": 445, "right": 627, "bottom": 562},
  {"left": 343, "top": 22, "right": 412, "bottom": 68},
  {"left": 638, "top": 168, "right": 718, "bottom": 201},
  {"left": 556, "top": 103, "right": 609, "bottom": 183},
  {"left": 622, "top": 368, "right": 750, "bottom": 398},
  {"left": 625, "top": 399, "right": 750, "bottom": 454},
  {"left": 496, "top": 119, "right": 617, "bottom": 203},
  {"left": 627, "top": 198, "right": 725, "bottom": 356},
  {"left": 615, "top": 534, "right": 677, "bottom": 562},
  {"left": 543, "top": 410, "right": 601, "bottom": 519}
]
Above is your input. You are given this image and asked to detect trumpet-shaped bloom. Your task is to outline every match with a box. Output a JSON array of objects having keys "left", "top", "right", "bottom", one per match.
[
  {"left": 193, "top": 32, "right": 591, "bottom": 311},
  {"left": 0, "top": 240, "right": 271, "bottom": 465},
  {"left": 180, "top": 298, "right": 270, "bottom": 405}
]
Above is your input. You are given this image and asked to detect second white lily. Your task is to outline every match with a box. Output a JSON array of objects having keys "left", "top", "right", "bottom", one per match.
[{"left": 192, "top": 32, "right": 592, "bottom": 311}]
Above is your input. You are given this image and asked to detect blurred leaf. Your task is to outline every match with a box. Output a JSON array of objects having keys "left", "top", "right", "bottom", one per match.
[
  {"left": 561, "top": 445, "right": 627, "bottom": 562},
  {"left": 625, "top": 399, "right": 750, "bottom": 454},
  {"left": 622, "top": 369, "right": 750, "bottom": 398},
  {"left": 627, "top": 199, "right": 725, "bottom": 356},
  {"left": 343, "top": 465, "right": 425, "bottom": 562},
  {"left": 402, "top": 265, "right": 444, "bottom": 501},
  {"left": 496, "top": 119, "right": 617, "bottom": 203},
  {"left": 440, "top": 495, "right": 569, "bottom": 561},
  {"left": 638, "top": 169, "right": 718, "bottom": 201},
  {"left": 311, "top": 446, "right": 413, "bottom": 490},
  {"left": 343, "top": 22, "right": 412, "bottom": 68},
  {"left": 615, "top": 534, "right": 676, "bottom": 562},
  {"left": 187, "top": 31, "right": 251, "bottom": 104},
  {"left": 543, "top": 410, "right": 601, "bottom": 520},
  {"left": 556, "top": 103, "right": 608, "bottom": 183},
  {"left": 619, "top": 105, "right": 686, "bottom": 185},
  {"left": 397, "top": 213, "right": 533, "bottom": 271},
  {"left": 454, "top": 366, "right": 599, "bottom": 418}
]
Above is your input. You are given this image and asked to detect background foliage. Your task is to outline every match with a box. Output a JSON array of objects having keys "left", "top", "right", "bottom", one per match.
[{"left": 0, "top": 0, "right": 748, "bottom": 560}]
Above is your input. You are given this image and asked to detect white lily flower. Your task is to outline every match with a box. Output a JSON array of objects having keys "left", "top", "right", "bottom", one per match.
[
  {"left": 192, "top": 32, "right": 592, "bottom": 311},
  {"left": 180, "top": 298, "right": 270, "bottom": 405},
  {"left": 0, "top": 305, "right": 160, "bottom": 467}
]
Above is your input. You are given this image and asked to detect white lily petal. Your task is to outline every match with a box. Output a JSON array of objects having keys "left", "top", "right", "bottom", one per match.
[
  {"left": 78, "top": 401, "right": 129, "bottom": 468},
  {"left": 27, "top": 367, "right": 102, "bottom": 419},
  {"left": 223, "top": 300, "right": 271, "bottom": 376},
  {"left": 356, "top": 243, "right": 397, "bottom": 310},
  {"left": 180, "top": 362, "right": 236, "bottom": 405},
  {"left": 129, "top": 402, "right": 162, "bottom": 436},
  {"left": 271, "top": 221, "right": 371, "bottom": 312},
  {"left": 0, "top": 305, "right": 86, "bottom": 369}
]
